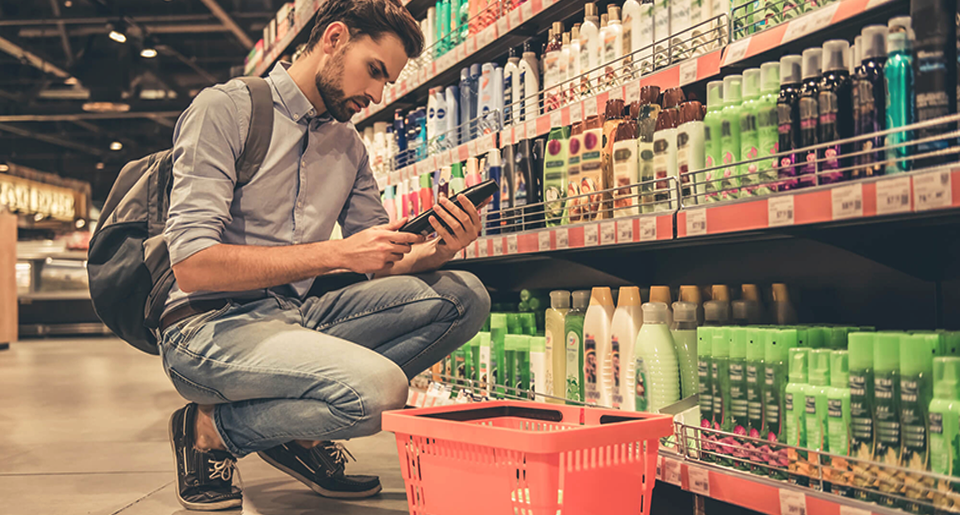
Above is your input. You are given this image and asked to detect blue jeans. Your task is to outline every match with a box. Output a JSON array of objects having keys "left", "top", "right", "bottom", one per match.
[{"left": 158, "top": 271, "right": 490, "bottom": 457}]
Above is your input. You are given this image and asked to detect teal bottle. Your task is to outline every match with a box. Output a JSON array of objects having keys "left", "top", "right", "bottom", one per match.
[{"left": 884, "top": 31, "right": 915, "bottom": 174}]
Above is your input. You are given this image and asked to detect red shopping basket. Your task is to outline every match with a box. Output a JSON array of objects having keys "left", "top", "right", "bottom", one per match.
[{"left": 383, "top": 400, "right": 673, "bottom": 515}]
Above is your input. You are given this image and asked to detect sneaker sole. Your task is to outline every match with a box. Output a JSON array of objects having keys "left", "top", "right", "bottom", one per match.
[
  {"left": 167, "top": 410, "right": 243, "bottom": 511},
  {"left": 256, "top": 451, "right": 383, "bottom": 499}
]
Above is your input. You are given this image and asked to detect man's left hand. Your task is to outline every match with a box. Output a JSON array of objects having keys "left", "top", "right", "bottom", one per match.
[{"left": 428, "top": 194, "right": 485, "bottom": 257}]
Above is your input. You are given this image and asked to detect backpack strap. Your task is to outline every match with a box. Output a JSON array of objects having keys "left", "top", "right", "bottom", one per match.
[{"left": 233, "top": 76, "right": 274, "bottom": 187}]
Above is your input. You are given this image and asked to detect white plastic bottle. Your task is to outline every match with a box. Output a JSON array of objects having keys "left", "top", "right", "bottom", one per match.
[
  {"left": 444, "top": 85, "right": 459, "bottom": 147},
  {"left": 546, "top": 290, "right": 571, "bottom": 404},
  {"left": 601, "top": 6, "right": 623, "bottom": 89},
  {"left": 559, "top": 31, "right": 570, "bottom": 101},
  {"left": 583, "top": 287, "right": 615, "bottom": 406},
  {"left": 568, "top": 25, "right": 582, "bottom": 99},
  {"left": 611, "top": 286, "right": 644, "bottom": 411},
  {"left": 492, "top": 65, "right": 503, "bottom": 131},
  {"left": 478, "top": 63, "right": 495, "bottom": 135},
  {"left": 529, "top": 336, "right": 548, "bottom": 401},
  {"left": 653, "top": 0, "right": 671, "bottom": 69},
  {"left": 427, "top": 87, "right": 439, "bottom": 153},
  {"left": 638, "top": 0, "right": 656, "bottom": 73},
  {"left": 433, "top": 89, "right": 447, "bottom": 151},
  {"left": 671, "top": 301, "right": 699, "bottom": 399},
  {"left": 543, "top": 24, "right": 563, "bottom": 112},
  {"left": 579, "top": 3, "right": 601, "bottom": 94},
  {"left": 671, "top": 0, "right": 693, "bottom": 60},
  {"left": 622, "top": 0, "right": 642, "bottom": 56},
  {"left": 634, "top": 302, "right": 681, "bottom": 412},
  {"left": 503, "top": 47, "right": 520, "bottom": 127},
  {"left": 519, "top": 41, "right": 540, "bottom": 122}
]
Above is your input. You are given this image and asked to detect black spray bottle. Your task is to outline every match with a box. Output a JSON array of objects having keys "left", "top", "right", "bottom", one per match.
[
  {"left": 853, "top": 25, "right": 888, "bottom": 178},
  {"left": 818, "top": 40, "right": 854, "bottom": 184},
  {"left": 777, "top": 55, "right": 803, "bottom": 190},
  {"left": 799, "top": 48, "right": 822, "bottom": 188},
  {"left": 911, "top": 0, "right": 958, "bottom": 167}
]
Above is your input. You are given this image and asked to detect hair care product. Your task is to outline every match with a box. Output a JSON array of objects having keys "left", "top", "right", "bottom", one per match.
[
  {"left": 566, "top": 122, "right": 584, "bottom": 222},
  {"left": 622, "top": 0, "right": 643, "bottom": 75},
  {"left": 818, "top": 40, "right": 854, "bottom": 184},
  {"left": 847, "top": 332, "right": 876, "bottom": 500},
  {"left": 739, "top": 68, "right": 762, "bottom": 195},
  {"left": 799, "top": 48, "right": 822, "bottom": 187},
  {"left": 704, "top": 81, "right": 725, "bottom": 201},
  {"left": 634, "top": 302, "right": 680, "bottom": 412},
  {"left": 544, "top": 126, "right": 570, "bottom": 226},
  {"left": 613, "top": 117, "right": 640, "bottom": 217},
  {"left": 712, "top": 328, "right": 733, "bottom": 465},
  {"left": 653, "top": 0, "right": 670, "bottom": 69},
  {"left": 721, "top": 74, "right": 743, "bottom": 200},
  {"left": 804, "top": 348, "right": 832, "bottom": 491},
  {"left": 885, "top": 31, "right": 915, "bottom": 174},
  {"left": 490, "top": 314, "right": 507, "bottom": 397},
  {"left": 568, "top": 26, "right": 582, "bottom": 100},
  {"left": 825, "top": 350, "right": 852, "bottom": 495},
  {"left": 546, "top": 291, "right": 571, "bottom": 404},
  {"left": 530, "top": 336, "right": 548, "bottom": 400},
  {"left": 785, "top": 347, "right": 811, "bottom": 485},
  {"left": 928, "top": 357, "right": 960, "bottom": 485},
  {"left": 746, "top": 328, "right": 767, "bottom": 450},
  {"left": 519, "top": 41, "right": 540, "bottom": 123},
  {"left": 637, "top": 86, "right": 663, "bottom": 211},
  {"left": 698, "top": 326, "right": 716, "bottom": 457},
  {"left": 584, "top": 287, "right": 615, "bottom": 406},
  {"left": 757, "top": 62, "right": 780, "bottom": 191},
  {"left": 484, "top": 149, "right": 502, "bottom": 234},
  {"left": 544, "top": 24, "right": 563, "bottom": 112},
  {"left": 580, "top": 3, "right": 602, "bottom": 95},
  {"left": 730, "top": 328, "right": 751, "bottom": 470},
  {"left": 900, "top": 333, "right": 937, "bottom": 508},
  {"left": 764, "top": 328, "right": 797, "bottom": 480},
  {"left": 459, "top": 68, "right": 473, "bottom": 143},
  {"left": 653, "top": 106, "right": 680, "bottom": 210},
  {"left": 580, "top": 115, "right": 604, "bottom": 220},
  {"left": 445, "top": 85, "right": 460, "bottom": 148},
  {"left": 850, "top": 26, "right": 887, "bottom": 178},
  {"left": 504, "top": 47, "right": 520, "bottom": 127},
  {"left": 612, "top": 287, "right": 644, "bottom": 410},
  {"left": 565, "top": 290, "right": 590, "bottom": 403},
  {"left": 638, "top": 0, "right": 656, "bottom": 73},
  {"left": 672, "top": 301, "right": 699, "bottom": 399},
  {"left": 679, "top": 285, "right": 705, "bottom": 326},
  {"left": 478, "top": 63, "right": 496, "bottom": 135},
  {"left": 910, "top": 0, "right": 958, "bottom": 168},
  {"left": 874, "top": 332, "right": 902, "bottom": 506},
  {"left": 648, "top": 286, "right": 674, "bottom": 326},
  {"left": 602, "top": 5, "right": 624, "bottom": 89},
  {"left": 601, "top": 99, "right": 627, "bottom": 218},
  {"left": 678, "top": 101, "right": 706, "bottom": 204},
  {"left": 778, "top": 55, "right": 803, "bottom": 189}
]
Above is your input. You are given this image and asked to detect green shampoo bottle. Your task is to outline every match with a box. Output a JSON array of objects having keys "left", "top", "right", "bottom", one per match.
[
  {"left": 929, "top": 357, "right": 960, "bottom": 504},
  {"left": 746, "top": 327, "right": 767, "bottom": 474},
  {"left": 738, "top": 69, "right": 762, "bottom": 196},
  {"left": 703, "top": 81, "right": 725, "bottom": 203},
  {"left": 720, "top": 75, "right": 743, "bottom": 201},
  {"left": 803, "top": 349, "right": 832, "bottom": 490},
  {"left": 900, "top": 333, "right": 937, "bottom": 512},
  {"left": 564, "top": 290, "right": 589, "bottom": 403},
  {"left": 544, "top": 126, "right": 570, "bottom": 227},
  {"left": 756, "top": 61, "right": 781, "bottom": 193},
  {"left": 712, "top": 328, "right": 733, "bottom": 466},
  {"left": 763, "top": 328, "right": 795, "bottom": 480},
  {"left": 698, "top": 326, "right": 716, "bottom": 461},
  {"left": 730, "top": 328, "right": 750, "bottom": 471},
  {"left": 874, "top": 332, "right": 902, "bottom": 507},
  {"left": 848, "top": 332, "right": 877, "bottom": 501},
  {"left": 785, "top": 348, "right": 810, "bottom": 486},
  {"left": 826, "top": 350, "right": 852, "bottom": 497}
]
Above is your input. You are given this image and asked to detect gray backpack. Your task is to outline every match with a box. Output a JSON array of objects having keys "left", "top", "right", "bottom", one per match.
[{"left": 87, "top": 77, "right": 274, "bottom": 355}]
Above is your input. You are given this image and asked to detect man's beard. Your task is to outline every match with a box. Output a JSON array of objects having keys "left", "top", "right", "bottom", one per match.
[{"left": 314, "top": 50, "right": 366, "bottom": 123}]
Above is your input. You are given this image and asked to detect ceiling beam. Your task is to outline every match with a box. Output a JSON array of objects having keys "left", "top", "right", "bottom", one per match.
[
  {"left": 0, "top": 35, "right": 72, "bottom": 79},
  {"left": 0, "top": 122, "right": 106, "bottom": 156},
  {"left": 19, "top": 24, "right": 240, "bottom": 38},
  {"left": 199, "top": 0, "right": 255, "bottom": 50},
  {"left": 157, "top": 45, "right": 220, "bottom": 84},
  {"left": 0, "top": 111, "right": 185, "bottom": 122},
  {"left": 0, "top": 12, "right": 275, "bottom": 27},
  {"left": 47, "top": 0, "right": 74, "bottom": 66}
]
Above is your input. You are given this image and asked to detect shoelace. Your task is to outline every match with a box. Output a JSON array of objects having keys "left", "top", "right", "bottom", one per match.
[
  {"left": 320, "top": 442, "right": 356, "bottom": 470},
  {"left": 207, "top": 457, "right": 235, "bottom": 482}
]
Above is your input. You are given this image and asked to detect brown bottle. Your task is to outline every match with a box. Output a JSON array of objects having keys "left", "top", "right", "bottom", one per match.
[
  {"left": 612, "top": 119, "right": 640, "bottom": 217},
  {"left": 652, "top": 107, "right": 679, "bottom": 209},
  {"left": 601, "top": 98, "right": 626, "bottom": 219},
  {"left": 662, "top": 87, "right": 687, "bottom": 111},
  {"left": 567, "top": 121, "right": 584, "bottom": 222}
]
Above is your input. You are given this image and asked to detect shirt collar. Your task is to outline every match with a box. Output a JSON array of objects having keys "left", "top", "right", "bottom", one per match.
[{"left": 269, "top": 62, "right": 332, "bottom": 124}]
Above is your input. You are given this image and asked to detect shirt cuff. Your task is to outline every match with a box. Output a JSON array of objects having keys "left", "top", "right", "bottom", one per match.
[{"left": 166, "top": 227, "right": 222, "bottom": 267}]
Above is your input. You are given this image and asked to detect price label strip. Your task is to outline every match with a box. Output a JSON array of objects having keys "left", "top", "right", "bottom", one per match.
[
  {"left": 778, "top": 489, "right": 807, "bottom": 515},
  {"left": 617, "top": 219, "right": 634, "bottom": 243},
  {"left": 507, "top": 234, "right": 518, "bottom": 254},
  {"left": 556, "top": 227, "right": 569, "bottom": 249},
  {"left": 601, "top": 221, "right": 616, "bottom": 245},
  {"left": 570, "top": 102, "right": 583, "bottom": 123},
  {"left": 465, "top": 243, "right": 476, "bottom": 260},
  {"left": 639, "top": 216, "right": 658, "bottom": 241},
  {"left": 838, "top": 506, "right": 872, "bottom": 515},
  {"left": 662, "top": 458, "right": 682, "bottom": 487},
  {"left": 831, "top": 183, "right": 864, "bottom": 220},
  {"left": 492, "top": 237, "right": 503, "bottom": 256},
  {"left": 584, "top": 224, "right": 599, "bottom": 246},
  {"left": 913, "top": 170, "right": 952, "bottom": 211},
  {"left": 875, "top": 176, "right": 912, "bottom": 216},
  {"left": 767, "top": 195, "right": 795, "bottom": 227},
  {"left": 538, "top": 230, "right": 551, "bottom": 252},
  {"left": 679, "top": 59, "right": 699, "bottom": 86},
  {"left": 688, "top": 467, "right": 710, "bottom": 496},
  {"left": 686, "top": 209, "right": 707, "bottom": 236},
  {"left": 477, "top": 239, "right": 489, "bottom": 258}
]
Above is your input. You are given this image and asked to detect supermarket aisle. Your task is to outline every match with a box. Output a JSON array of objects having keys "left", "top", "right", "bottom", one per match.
[{"left": 0, "top": 338, "right": 409, "bottom": 515}]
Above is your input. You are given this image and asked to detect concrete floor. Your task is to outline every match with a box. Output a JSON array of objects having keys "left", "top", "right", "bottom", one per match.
[{"left": 0, "top": 338, "right": 411, "bottom": 515}]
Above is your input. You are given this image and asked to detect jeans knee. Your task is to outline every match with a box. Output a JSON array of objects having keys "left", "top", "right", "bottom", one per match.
[
  {"left": 353, "top": 362, "right": 408, "bottom": 434},
  {"left": 439, "top": 270, "right": 490, "bottom": 333}
]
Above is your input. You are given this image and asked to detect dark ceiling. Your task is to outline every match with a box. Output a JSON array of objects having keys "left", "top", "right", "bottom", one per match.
[{"left": 0, "top": 0, "right": 296, "bottom": 203}]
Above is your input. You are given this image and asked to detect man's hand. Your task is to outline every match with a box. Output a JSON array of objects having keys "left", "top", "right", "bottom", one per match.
[
  {"left": 339, "top": 218, "right": 424, "bottom": 274},
  {"left": 428, "top": 194, "right": 485, "bottom": 258}
]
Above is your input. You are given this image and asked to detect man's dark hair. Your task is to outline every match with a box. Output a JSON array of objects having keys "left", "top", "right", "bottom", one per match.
[{"left": 305, "top": 0, "right": 424, "bottom": 58}]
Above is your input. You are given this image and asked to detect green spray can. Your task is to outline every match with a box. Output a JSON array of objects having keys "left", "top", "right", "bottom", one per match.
[
  {"left": 746, "top": 328, "right": 767, "bottom": 474},
  {"left": 804, "top": 349, "right": 832, "bottom": 490},
  {"left": 491, "top": 314, "right": 508, "bottom": 399},
  {"left": 900, "top": 333, "right": 938, "bottom": 512},
  {"left": 698, "top": 327, "right": 716, "bottom": 461},
  {"left": 713, "top": 328, "right": 733, "bottom": 466},
  {"left": 848, "top": 332, "right": 877, "bottom": 501},
  {"left": 763, "top": 328, "right": 795, "bottom": 480},
  {"left": 785, "top": 347, "right": 810, "bottom": 486},
  {"left": 730, "top": 327, "right": 751, "bottom": 471},
  {"left": 703, "top": 81, "right": 725, "bottom": 203},
  {"left": 826, "top": 350, "right": 852, "bottom": 497},
  {"left": 929, "top": 357, "right": 960, "bottom": 509},
  {"left": 874, "top": 332, "right": 903, "bottom": 507}
]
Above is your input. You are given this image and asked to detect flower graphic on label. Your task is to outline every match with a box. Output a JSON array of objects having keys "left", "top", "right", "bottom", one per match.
[
  {"left": 805, "top": 153, "right": 816, "bottom": 163},
  {"left": 746, "top": 147, "right": 757, "bottom": 159},
  {"left": 723, "top": 152, "right": 733, "bottom": 165},
  {"left": 748, "top": 164, "right": 758, "bottom": 174},
  {"left": 780, "top": 158, "right": 792, "bottom": 167},
  {"left": 825, "top": 147, "right": 838, "bottom": 165}
]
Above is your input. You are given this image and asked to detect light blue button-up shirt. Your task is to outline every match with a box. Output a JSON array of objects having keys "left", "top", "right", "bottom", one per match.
[{"left": 163, "top": 63, "right": 388, "bottom": 314}]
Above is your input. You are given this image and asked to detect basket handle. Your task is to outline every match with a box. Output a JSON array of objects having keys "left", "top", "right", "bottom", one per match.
[{"left": 419, "top": 404, "right": 565, "bottom": 423}]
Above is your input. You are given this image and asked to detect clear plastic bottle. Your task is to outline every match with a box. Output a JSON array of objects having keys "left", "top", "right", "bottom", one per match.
[
  {"left": 672, "top": 301, "right": 699, "bottom": 399},
  {"left": 634, "top": 302, "right": 680, "bottom": 412}
]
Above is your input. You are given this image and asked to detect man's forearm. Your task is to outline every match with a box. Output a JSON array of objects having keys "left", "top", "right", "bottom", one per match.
[
  {"left": 374, "top": 240, "right": 451, "bottom": 278},
  {"left": 172, "top": 241, "right": 343, "bottom": 293}
]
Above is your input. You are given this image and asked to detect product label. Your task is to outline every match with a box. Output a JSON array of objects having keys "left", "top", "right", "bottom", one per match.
[
  {"left": 504, "top": 73, "right": 514, "bottom": 125},
  {"left": 583, "top": 335, "right": 599, "bottom": 404},
  {"left": 544, "top": 51, "right": 562, "bottom": 112},
  {"left": 479, "top": 345, "right": 491, "bottom": 390},
  {"left": 635, "top": 356, "right": 648, "bottom": 411},
  {"left": 544, "top": 139, "right": 567, "bottom": 224},
  {"left": 611, "top": 337, "right": 622, "bottom": 408},
  {"left": 827, "top": 398, "right": 848, "bottom": 456},
  {"left": 873, "top": 376, "right": 901, "bottom": 466},
  {"left": 786, "top": 392, "right": 793, "bottom": 411},
  {"left": 746, "top": 364, "right": 763, "bottom": 429},
  {"left": 613, "top": 139, "right": 639, "bottom": 217},
  {"left": 699, "top": 358, "right": 713, "bottom": 415},
  {"left": 579, "top": 38, "right": 592, "bottom": 75},
  {"left": 544, "top": 329, "right": 556, "bottom": 397},
  {"left": 764, "top": 366, "right": 781, "bottom": 434},
  {"left": 805, "top": 395, "right": 822, "bottom": 450},
  {"left": 730, "top": 362, "right": 749, "bottom": 425},
  {"left": 580, "top": 130, "right": 603, "bottom": 220},
  {"left": 566, "top": 331, "right": 582, "bottom": 401},
  {"left": 900, "top": 378, "right": 927, "bottom": 469},
  {"left": 848, "top": 372, "right": 874, "bottom": 468},
  {"left": 712, "top": 362, "right": 721, "bottom": 416},
  {"left": 928, "top": 411, "right": 958, "bottom": 476},
  {"left": 652, "top": 135, "right": 673, "bottom": 206}
]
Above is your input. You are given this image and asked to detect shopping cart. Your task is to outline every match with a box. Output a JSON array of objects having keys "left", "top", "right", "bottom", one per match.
[{"left": 383, "top": 400, "right": 674, "bottom": 515}]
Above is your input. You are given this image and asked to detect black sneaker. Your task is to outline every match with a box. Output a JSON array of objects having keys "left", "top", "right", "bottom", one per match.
[
  {"left": 257, "top": 441, "right": 382, "bottom": 499},
  {"left": 168, "top": 403, "right": 243, "bottom": 511}
]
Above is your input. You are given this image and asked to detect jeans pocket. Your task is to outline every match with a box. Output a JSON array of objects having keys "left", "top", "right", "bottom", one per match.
[
  {"left": 167, "top": 366, "right": 230, "bottom": 404},
  {"left": 176, "top": 302, "right": 236, "bottom": 344}
]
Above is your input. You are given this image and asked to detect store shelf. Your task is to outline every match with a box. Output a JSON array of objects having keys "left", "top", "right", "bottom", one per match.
[{"left": 247, "top": 0, "right": 321, "bottom": 77}]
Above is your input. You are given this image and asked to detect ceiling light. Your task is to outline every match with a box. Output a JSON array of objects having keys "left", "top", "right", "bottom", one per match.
[
  {"left": 82, "top": 101, "right": 130, "bottom": 113},
  {"left": 34, "top": 213, "right": 44, "bottom": 222},
  {"left": 110, "top": 141, "right": 123, "bottom": 151},
  {"left": 140, "top": 47, "right": 157, "bottom": 59},
  {"left": 64, "top": 0, "right": 72, "bottom": 7},
  {"left": 75, "top": 219, "right": 86, "bottom": 229},
  {"left": 0, "top": 164, "right": 8, "bottom": 172},
  {"left": 108, "top": 22, "right": 127, "bottom": 44},
  {"left": 64, "top": 77, "right": 79, "bottom": 85},
  {"left": 95, "top": 162, "right": 105, "bottom": 170}
]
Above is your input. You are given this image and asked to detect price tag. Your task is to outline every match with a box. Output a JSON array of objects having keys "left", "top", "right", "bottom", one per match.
[
  {"left": 496, "top": 17, "right": 509, "bottom": 38},
  {"left": 831, "top": 183, "right": 864, "bottom": 220},
  {"left": 466, "top": 36, "right": 477, "bottom": 55},
  {"left": 680, "top": 59, "right": 699, "bottom": 86},
  {"left": 778, "top": 489, "right": 807, "bottom": 515},
  {"left": 913, "top": 170, "right": 953, "bottom": 211},
  {"left": 686, "top": 209, "right": 707, "bottom": 236},
  {"left": 767, "top": 195, "right": 795, "bottom": 227},
  {"left": 617, "top": 220, "right": 634, "bottom": 243},
  {"left": 479, "top": 25, "right": 497, "bottom": 48},
  {"left": 656, "top": 456, "right": 663, "bottom": 480},
  {"left": 521, "top": 1, "right": 534, "bottom": 20},
  {"left": 839, "top": 507, "right": 872, "bottom": 515},
  {"left": 570, "top": 102, "right": 583, "bottom": 123},
  {"left": 538, "top": 230, "right": 551, "bottom": 252},
  {"left": 584, "top": 224, "right": 599, "bottom": 246},
  {"left": 601, "top": 221, "right": 616, "bottom": 245},
  {"left": 723, "top": 38, "right": 750, "bottom": 66},
  {"left": 555, "top": 227, "right": 569, "bottom": 249},
  {"left": 526, "top": 119, "right": 538, "bottom": 140},
  {"left": 508, "top": 8, "right": 522, "bottom": 29},
  {"left": 479, "top": 133, "right": 494, "bottom": 152},
  {"left": 608, "top": 87, "right": 623, "bottom": 101},
  {"left": 625, "top": 81, "right": 641, "bottom": 104},
  {"left": 662, "top": 458, "right": 682, "bottom": 486},
  {"left": 807, "top": 3, "right": 839, "bottom": 33},
  {"left": 477, "top": 239, "right": 489, "bottom": 258},
  {"left": 541, "top": 0, "right": 556, "bottom": 8},
  {"left": 456, "top": 43, "right": 466, "bottom": 61},
  {"left": 465, "top": 242, "right": 477, "bottom": 259},
  {"left": 866, "top": 0, "right": 895, "bottom": 9},
  {"left": 468, "top": 139, "right": 479, "bottom": 158},
  {"left": 507, "top": 234, "right": 518, "bottom": 254},
  {"left": 782, "top": 14, "right": 812, "bottom": 43},
  {"left": 492, "top": 237, "right": 503, "bottom": 256},
  {"left": 639, "top": 216, "right": 658, "bottom": 241},
  {"left": 584, "top": 97, "right": 598, "bottom": 118},
  {"left": 688, "top": 467, "right": 710, "bottom": 496},
  {"left": 876, "top": 176, "right": 912, "bottom": 215},
  {"left": 550, "top": 109, "right": 563, "bottom": 129}
]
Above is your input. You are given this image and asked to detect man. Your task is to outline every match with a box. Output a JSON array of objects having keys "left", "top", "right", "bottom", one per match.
[{"left": 161, "top": 0, "right": 490, "bottom": 510}]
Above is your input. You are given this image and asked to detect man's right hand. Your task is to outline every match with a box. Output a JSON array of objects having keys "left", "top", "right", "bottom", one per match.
[{"left": 338, "top": 218, "right": 424, "bottom": 274}]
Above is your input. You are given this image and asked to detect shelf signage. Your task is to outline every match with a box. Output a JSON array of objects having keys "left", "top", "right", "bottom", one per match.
[{"left": 0, "top": 174, "right": 77, "bottom": 221}]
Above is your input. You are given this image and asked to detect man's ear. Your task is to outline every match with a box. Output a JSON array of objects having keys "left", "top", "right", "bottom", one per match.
[{"left": 322, "top": 21, "right": 351, "bottom": 54}]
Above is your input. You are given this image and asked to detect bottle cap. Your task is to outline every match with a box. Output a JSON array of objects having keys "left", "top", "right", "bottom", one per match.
[
  {"left": 618, "top": 286, "right": 642, "bottom": 307},
  {"left": 608, "top": 5, "right": 620, "bottom": 21},
  {"left": 873, "top": 332, "right": 901, "bottom": 373},
  {"left": 572, "top": 290, "right": 591, "bottom": 309},
  {"left": 571, "top": 121, "right": 583, "bottom": 135},
  {"left": 550, "top": 290, "right": 571, "bottom": 309},
  {"left": 521, "top": 313, "right": 537, "bottom": 336},
  {"left": 712, "top": 284, "right": 731, "bottom": 302},
  {"left": 506, "top": 313, "right": 523, "bottom": 334},
  {"left": 479, "top": 331, "right": 491, "bottom": 347},
  {"left": 470, "top": 62, "right": 482, "bottom": 77},
  {"left": 605, "top": 98, "right": 626, "bottom": 121},
  {"left": 789, "top": 347, "right": 810, "bottom": 382},
  {"left": 946, "top": 332, "right": 960, "bottom": 356},
  {"left": 760, "top": 62, "right": 780, "bottom": 93},
  {"left": 649, "top": 286, "right": 672, "bottom": 305},
  {"left": 673, "top": 301, "right": 698, "bottom": 322},
  {"left": 640, "top": 85, "right": 661, "bottom": 105},
  {"left": 933, "top": 357, "right": 960, "bottom": 400},
  {"left": 807, "top": 326, "right": 826, "bottom": 349},
  {"left": 679, "top": 285, "right": 703, "bottom": 304},
  {"left": 563, "top": 32, "right": 570, "bottom": 45},
  {"left": 663, "top": 87, "right": 686, "bottom": 109},
  {"left": 732, "top": 300, "right": 749, "bottom": 322},
  {"left": 780, "top": 55, "right": 803, "bottom": 85},
  {"left": 731, "top": 327, "right": 748, "bottom": 359},
  {"left": 505, "top": 334, "right": 524, "bottom": 351},
  {"left": 801, "top": 48, "right": 822, "bottom": 79},
  {"left": 642, "top": 302, "right": 670, "bottom": 324},
  {"left": 807, "top": 348, "right": 832, "bottom": 386},
  {"left": 847, "top": 332, "right": 878, "bottom": 372},
  {"left": 490, "top": 312, "right": 507, "bottom": 330},
  {"left": 590, "top": 286, "right": 614, "bottom": 307},
  {"left": 585, "top": 2, "right": 598, "bottom": 18},
  {"left": 508, "top": 46, "right": 519, "bottom": 59},
  {"left": 852, "top": 36, "right": 862, "bottom": 71},
  {"left": 553, "top": 22, "right": 564, "bottom": 36},
  {"left": 747, "top": 329, "right": 765, "bottom": 361},
  {"left": 706, "top": 80, "right": 723, "bottom": 107},
  {"left": 600, "top": 13, "right": 608, "bottom": 27},
  {"left": 530, "top": 336, "right": 546, "bottom": 353},
  {"left": 767, "top": 328, "right": 797, "bottom": 363},
  {"left": 486, "top": 147, "right": 501, "bottom": 166},
  {"left": 741, "top": 68, "right": 761, "bottom": 99},
  {"left": 827, "top": 327, "right": 848, "bottom": 350},
  {"left": 887, "top": 16, "right": 914, "bottom": 41},
  {"left": 655, "top": 108, "right": 679, "bottom": 131},
  {"left": 886, "top": 31, "right": 910, "bottom": 53},
  {"left": 572, "top": 25, "right": 580, "bottom": 40},
  {"left": 713, "top": 327, "right": 730, "bottom": 357},
  {"left": 822, "top": 40, "right": 849, "bottom": 72},
  {"left": 523, "top": 40, "right": 534, "bottom": 54},
  {"left": 703, "top": 300, "right": 731, "bottom": 325},
  {"left": 742, "top": 284, "right": 761, "bottom": 302},
  {"left": 722, "top": 75, "right": 742, "bottom": 104},
  {"left": 831, "top": 350, "right": 849, "bottom": 387},
  {"left": 679, "top": 101, "right": 705, "bottom": 124},
  {"left": 900, "top": 333, "right": 937, "bottom": 377},
  {"left": 698, "top": 327, "right": 714, "bottom": 356}
]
